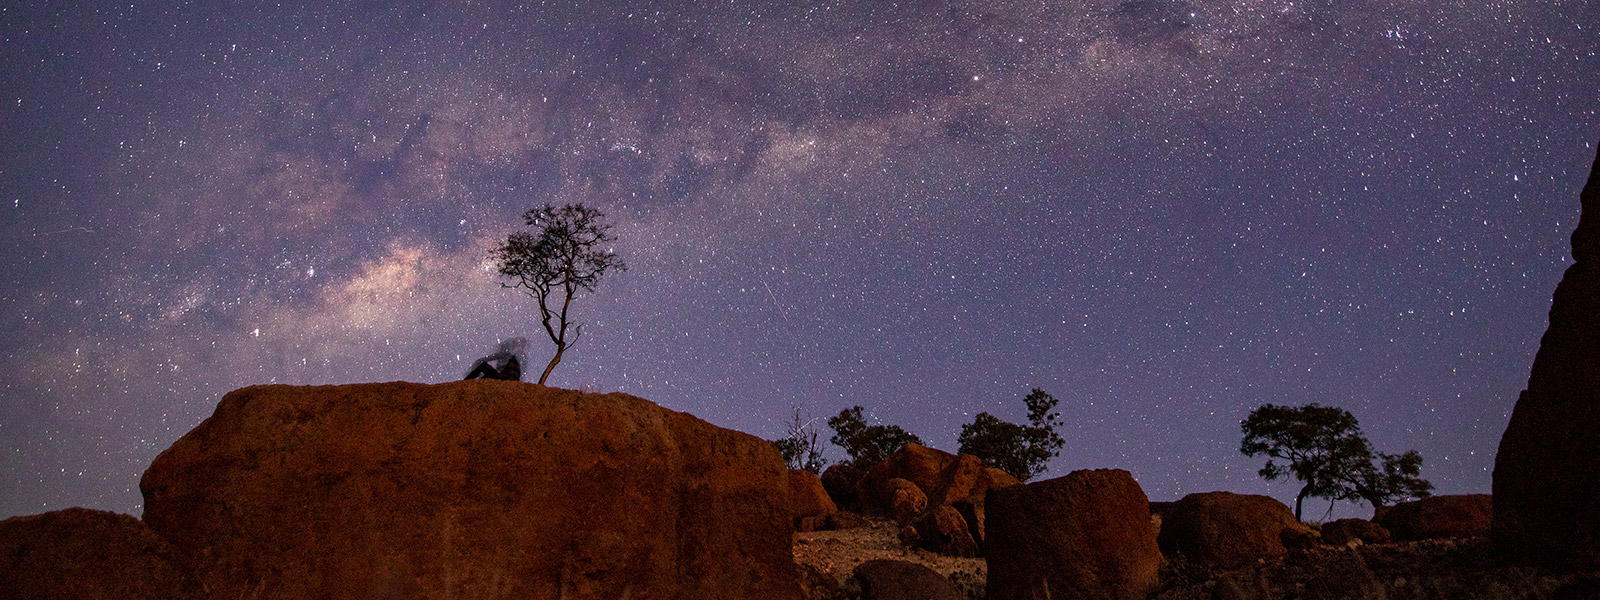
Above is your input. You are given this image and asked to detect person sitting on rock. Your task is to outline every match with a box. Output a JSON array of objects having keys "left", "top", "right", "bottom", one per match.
[{"left": 463, "top": 351, "right": 522, "bottom": 381}]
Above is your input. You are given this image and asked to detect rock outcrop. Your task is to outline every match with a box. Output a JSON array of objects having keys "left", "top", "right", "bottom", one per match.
[
  {"left": 140, "top": 381, "right": 800, "bottom": 600},
  {"left": 790, "top": 469, "right": 839, "bottom": 531},
  {"left": 850, "top": 559, "right": 965, "bottom": 600},
  {"left": 1378, "top": 494, "right": 1492, "bottom": 541},
  {"left": 0, "top": 508, "right": 202, "bottom": 600},
  {"left": 1494, "top": 142, "right": 1600, "bottom": 570},
  {"left": 986, "top": 469, "right": 1162, "bottom": 600},
  {"left": 1320, "top": 518, "right": 1391, "bottom": 547},
  {"left": 912, "top": 505, "right": 979, "bottom": 557},
  {"left": 873, "top": 477, "right": 929, "bottom": 524},
  {"left": 820, "top": 463, "right": 865, "bottom": 512},
  {"left": 1157, "top": 491, "right": 1304, "bottom": 570},
  {"left": 858, "top": 444, "right": 1019, "bottom": 513}
]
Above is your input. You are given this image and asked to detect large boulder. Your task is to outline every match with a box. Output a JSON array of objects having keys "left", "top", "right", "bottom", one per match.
[
  {"left": 820, "top": 463, "right": 865, "bottom": 512},
  {"left": 1157, "top": 491, "right": 1304, "bottom": 570},
  {"left": 912, "top": 505, "right": 979, "bottom": 557},
  {"left": 950, "top": 494, "right": 988, "bottom": 548},
  {"left": 0, "top": 508, "right": 202, "bottom": 600},
  {"left": 849, "top": 559, "right": 964, "bottom": 600},
  {"left": 1378, "top": 494, "right": 1492, "bottom": 541},
  {"left": 140, "top": 381, "right": 800, "bottom": 600},
  {"left": 790, "top": 469, "right": 838, "bottom": 531},
  {"left": 874, "top": 477, "right": 928, "bottom": 524},
  {"left": 986, "top": 469, "right": 1162, "bottom": 600},
  {"left": 857, "top": 444, "right": 1019, "bottom": 513},
  {"left": 1494, "top": 143, "right": 1600, "bottom": 570}
]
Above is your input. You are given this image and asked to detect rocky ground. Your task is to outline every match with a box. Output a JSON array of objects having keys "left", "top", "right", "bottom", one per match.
[
  {"left": 794, "top": 521, "right": 1599, "bottom": 600},
  {"left": 793, "top": 516, "right": 987, "bottom": 599}
]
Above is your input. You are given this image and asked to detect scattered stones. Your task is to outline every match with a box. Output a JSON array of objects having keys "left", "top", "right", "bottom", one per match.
[
  {"left": 986, "top": 469, "right": 1163, "bottom": 600},
  {"left": 1378, "top": 494, "right": 1492, "bottom": 542}
]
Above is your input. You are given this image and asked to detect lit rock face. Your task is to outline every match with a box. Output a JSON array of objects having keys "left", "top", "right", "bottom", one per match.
[
  {"left": 985, "top": 469, "right": 1162, "bottom": 600},
  {"left": 141, "top": 380, "right": 800, "bottom": 600},
  {"left": 1493, "top": 143, "right": 1600, "bottom": 570}
]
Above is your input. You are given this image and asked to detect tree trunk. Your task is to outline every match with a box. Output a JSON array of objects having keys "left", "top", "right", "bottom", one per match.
[
  {"left": 538, "top": 343, "right": 564, "bottom": 385},
  {"left": 1295, "top": 485, "right": 1310, "bottom": 521}
]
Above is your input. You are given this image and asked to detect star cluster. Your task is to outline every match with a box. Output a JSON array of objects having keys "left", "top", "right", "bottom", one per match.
[{"left": 2, "top": 0, "right": 1597, "bottom": 519}]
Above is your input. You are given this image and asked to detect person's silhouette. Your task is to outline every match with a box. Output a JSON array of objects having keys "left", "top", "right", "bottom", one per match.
[{"left": 463, "top": 352, "right": 523, "bottom": 381}]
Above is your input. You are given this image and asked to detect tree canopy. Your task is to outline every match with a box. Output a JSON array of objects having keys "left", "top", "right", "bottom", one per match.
[
  {"left": 827, "top": 406, "right": 921, "bottom": 469},
  {"left": 1240, "top": 403, "right": 1432, "bottom": 520},
  {"left": 492, "top": 203, "right": 625, "bottom": 385},
  {"left": 957, "top": 388, "right": 1066, "bottom": 481}
]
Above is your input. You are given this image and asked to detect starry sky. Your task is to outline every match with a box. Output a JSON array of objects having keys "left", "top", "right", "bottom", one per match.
[{"left": 2, "top": 0, "right": 1597, "bottom": 521}]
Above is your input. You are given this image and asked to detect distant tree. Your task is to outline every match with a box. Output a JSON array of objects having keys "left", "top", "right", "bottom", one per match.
[
  {"left": 957, "top": 388, "right": 1066, "bottom": 482},
  {"left": 1240, "top": 403, "right": 1432, "bottom": 520},
  {"left": 1335, "top": 450, "right": 1434, "bottom": 510},
  {"left": 827, "top": 406, "right": 921, "bottom": 469},
  {"left": 492, "top": 204, "right": 626, "bottom": 385},
  {"left": 773, "top": 407, "right": 828, "bottom": 474}
]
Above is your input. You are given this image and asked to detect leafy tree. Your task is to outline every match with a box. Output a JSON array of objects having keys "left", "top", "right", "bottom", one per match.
[
  {"left": 957, "top": 388, "right": 1066, "bottom": 481},
  {"left": 827, "top": 406, "right": 921, "bottom": 469},
  {"left": 1240, "top": 403, "right": 1432, "bottom": 520},
  {"left": 492, "top": 204, "right": 626, "bottom": 385},
  {"left": 773, "top": 407, "right": 828, "bottom": 474}
]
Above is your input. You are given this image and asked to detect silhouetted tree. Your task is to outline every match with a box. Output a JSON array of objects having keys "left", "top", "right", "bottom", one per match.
[
  {"left": 827, "top": 406, "right": 921, "bottom": 469},
  {"left": 492, "top": 204, "right": 625, "bottom": 385},
  {"left": 774, "top": 407, "right": 828, "bottom": 474},
  {"left": 1240, "top": 403, "right": 1432, "bottom": 520},
  {"left": 957, "top": 388, "right": 1066, "bottom": 481}
]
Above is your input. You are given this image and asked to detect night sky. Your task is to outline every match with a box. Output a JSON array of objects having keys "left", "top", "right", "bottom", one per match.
[{"left": 3, "top": 1, "right": 1597, "bottom": 521}]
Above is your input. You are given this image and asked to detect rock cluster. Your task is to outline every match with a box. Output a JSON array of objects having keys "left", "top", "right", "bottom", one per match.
[
  {"left": 1493, "top": 143, "right": 1600, "bottom": 570},
  {"left": 140, "top": 380, "right": 800, "bottom": 600}
]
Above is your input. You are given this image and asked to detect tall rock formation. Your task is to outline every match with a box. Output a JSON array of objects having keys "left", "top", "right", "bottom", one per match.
[
  {"left": 140, "top": 380, "right": 800, "bottom": 600},
  {"left": 1493, "top": 143, "right": 1600, "bottom": 569}
]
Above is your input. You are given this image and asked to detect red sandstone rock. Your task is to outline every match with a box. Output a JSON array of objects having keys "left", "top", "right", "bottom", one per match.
[
  {"left": 1320, "top": 518, "right": 1391, "bottom": 546},
  {"left": 0, "top": 508, "right": 202, "bottom": 600},
  {"left": 820, "top": 463, "right": 865, "bottom": 512},
  {"left": 851, "top": 559, "right": 965, "bottom": 600},
  {"left": 874, "top": 477, "right": 928, "bottom": 523},
  {"left": 950, "top": 494, "right": 987, "bottom": 548},
  {"left": 790, "top": 468, "right": 838, "bottom": 530},
  {"left": 986, "top": 469, "right": 1162, "bottom": 600},
  {"left": 857, "top": 444, "right": 1019, "bottom": 514},
  {"left": 140, "top": 381, "right": 800, "bottom": 600},
  {"left": 1494, "top": 142, "right": 1600, "bottom": 570},
  {"left": 1378, "top": 494, "right": 1491, "bottom": 541},
  {"left": 913, "top": 505, "right": 979, "bottom": 557},
  {"left": 1157, "top": 491, "right": 1303, "bottom": 570}
]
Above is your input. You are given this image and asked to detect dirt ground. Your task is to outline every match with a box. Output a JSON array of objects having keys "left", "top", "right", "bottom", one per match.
[{"left": 792, "top": 517, "right": 987, "bottom": 599}]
